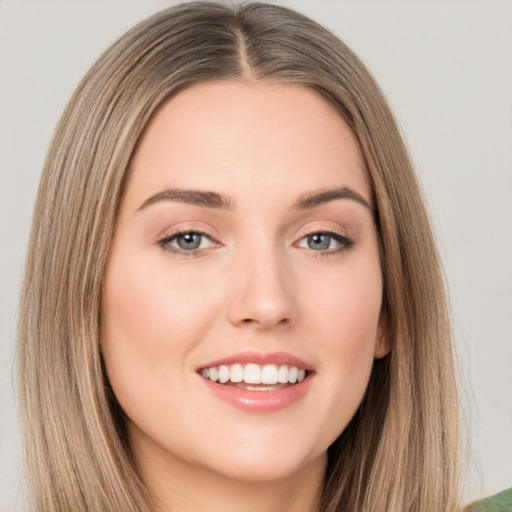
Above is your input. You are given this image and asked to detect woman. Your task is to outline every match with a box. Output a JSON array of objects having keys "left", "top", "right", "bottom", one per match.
[{"left": 16, "top": 2, "right": 510, "bottom": 511}]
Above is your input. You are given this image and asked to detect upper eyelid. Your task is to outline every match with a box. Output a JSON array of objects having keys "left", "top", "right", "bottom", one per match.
[
  {"left": 159, "top": 227, "right": 347, "bottom": 239},
  {"left": 158, "top": 225, "right": 216, "bottom": 240},
  {"left": 163, "top": 227, "right": 211, "bottom": 238},
  {"left": 295, "top": 218, "right": 351, "bottom": 233},
  {"left": 157, "top": 225, "right": 351, "bottom": 240},
  {"left": 296, "top": 226, "right": 353, "bottom": 242},
  {"left": 297, "top": 226, "right": 345, "bottom": 237},
  {"left": 159, "top": 230, "right": 216, "bottom": 245},
  {"left": 296, "top": 231, "right": 354, "bottom": 245}
]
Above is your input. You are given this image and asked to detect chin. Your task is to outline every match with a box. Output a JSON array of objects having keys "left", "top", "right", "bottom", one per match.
[
  {"left": 187, "top": 429, "right": 328, "bottom": 484},
  {"left": 203, "top": 449, "right": 326, "bottom": 484}
]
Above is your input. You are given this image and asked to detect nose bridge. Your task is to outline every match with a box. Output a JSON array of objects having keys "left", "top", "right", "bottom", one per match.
[{"left": 227, "top": 230, "right": 297, "bottom": 329}]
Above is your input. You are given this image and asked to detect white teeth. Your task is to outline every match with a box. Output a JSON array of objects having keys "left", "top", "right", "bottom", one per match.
[
  {"left": 261, "top": 364, "right": 278, "bottom": 384},
  {"left": 208, "top": 366, "right": 219, "bottom": 382},
  {"left": 230, "top": 363, "right": 244, "bottom": 383},
  {"left": 218, "top": 365, "right": 230, "bottom": 384},
  {"left": 244, "top": 363, "right": 261, "bottom": 384},
  {"left": 203, "top": 363, "right": 308, "bottom": 386},
  {"left": 277, "top": 365, "right": 289, "bottom": 383}
]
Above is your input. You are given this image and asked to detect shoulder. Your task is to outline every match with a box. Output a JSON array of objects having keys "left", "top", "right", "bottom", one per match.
[{"left": 466, "top": 488, "right": 512, "bottom": 512}]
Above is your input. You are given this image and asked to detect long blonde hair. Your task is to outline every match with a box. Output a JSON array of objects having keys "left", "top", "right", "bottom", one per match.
[{"left": 18, "top": 2, "right": 462, "bottom": 510}]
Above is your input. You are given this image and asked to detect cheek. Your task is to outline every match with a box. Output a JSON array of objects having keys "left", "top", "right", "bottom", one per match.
[
  {"left": 309, "top": 264, "right": 383, "bottom": 353},
  {"left": 103, "top": 252, "right": 219, "bottom": 350},
  {"left": 100, "top": 252, "right": 223, "bottom": 407},
  {"left": 302, "top": 263, "right": 383, "bottom": 436}
]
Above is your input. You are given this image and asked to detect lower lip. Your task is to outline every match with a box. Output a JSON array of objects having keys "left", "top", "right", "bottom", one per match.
[{"left": 200, "top": 375, "right": 314, "bottom": 413}]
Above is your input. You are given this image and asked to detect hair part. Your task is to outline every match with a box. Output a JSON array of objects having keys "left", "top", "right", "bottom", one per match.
[{"left": 18, "top": 2, "right": 462, "bottom": 511}]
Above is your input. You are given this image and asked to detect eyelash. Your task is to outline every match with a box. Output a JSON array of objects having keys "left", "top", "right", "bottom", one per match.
[
  {"left": 158, "top": 227, "right": 216, "bottom": 257},
  {"left": 157, "top": 228, "right": 355, "bottom": 258},
  {"left": 298, "top": 230, "right": 355, "bottom": 257}
]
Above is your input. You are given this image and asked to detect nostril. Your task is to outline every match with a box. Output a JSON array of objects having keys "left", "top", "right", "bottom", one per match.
[{"left": 239, "top": 317, "right": 291, "bottom": 327}]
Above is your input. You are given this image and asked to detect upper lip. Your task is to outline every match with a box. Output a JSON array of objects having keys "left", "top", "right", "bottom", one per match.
[{"left": 198, "top": 351, "right": 314, "bottom": 371}]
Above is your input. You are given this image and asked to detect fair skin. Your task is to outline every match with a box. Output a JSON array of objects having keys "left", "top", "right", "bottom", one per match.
[{"left": 102, "top": 80, "right": 387, "bottom": 512}]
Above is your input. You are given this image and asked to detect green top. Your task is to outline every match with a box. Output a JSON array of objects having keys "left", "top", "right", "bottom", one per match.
[{"left": 466, "top": 488, "right": 512, "bottom": 512}]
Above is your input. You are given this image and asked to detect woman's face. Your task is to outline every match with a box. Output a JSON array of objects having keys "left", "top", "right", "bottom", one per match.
[{"left": 102, "top": 81, "right": 386, "bottom": 483}]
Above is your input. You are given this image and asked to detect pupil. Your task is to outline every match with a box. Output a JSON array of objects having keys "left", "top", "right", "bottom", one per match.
[
  {"left": 177, "top": 233, "right": 201, "bottom": 250},
  {"left": 308, "top": 233, "right": 330, "bottom": 250}
]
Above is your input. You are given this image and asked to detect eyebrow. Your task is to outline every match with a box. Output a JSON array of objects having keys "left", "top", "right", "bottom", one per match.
[
  {"left": 137, "top": 186, "right": 372, "bottom": 212},
  {"left": 138, "top": 188, "right": 234, "bottom": 211},
  {"left": 293, "top": 186, "right": 373, "bottom": 211}
]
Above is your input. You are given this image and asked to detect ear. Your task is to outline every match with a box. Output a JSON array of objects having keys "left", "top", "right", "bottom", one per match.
[{"left": 374, "top": 313, "right": 390, "bottom": 359}]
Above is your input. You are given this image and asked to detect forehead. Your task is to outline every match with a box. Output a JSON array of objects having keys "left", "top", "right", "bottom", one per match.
[{"left": 125, "top": 80, "right": 369, "bottom": 208}]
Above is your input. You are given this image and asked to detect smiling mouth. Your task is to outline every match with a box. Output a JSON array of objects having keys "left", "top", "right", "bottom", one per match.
[{"left": 199, "top": 363, "right": 308, "bottom": 391}]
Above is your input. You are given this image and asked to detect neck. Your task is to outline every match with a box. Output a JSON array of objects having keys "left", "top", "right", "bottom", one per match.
[{"left": 134, "top": 438, "right": 326, "bottom": 512}]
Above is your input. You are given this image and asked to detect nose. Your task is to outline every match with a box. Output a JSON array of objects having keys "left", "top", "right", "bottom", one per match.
[{"left": 227, "top": 244, "right": 297, "bottom": 330}]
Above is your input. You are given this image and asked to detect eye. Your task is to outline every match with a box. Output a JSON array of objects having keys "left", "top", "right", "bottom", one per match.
[
  {"left": 296, "top": 231, "right": 354, "bottom": 253},
  {"left": 159, "top": 230, "right": 216, "bottom": 254}
]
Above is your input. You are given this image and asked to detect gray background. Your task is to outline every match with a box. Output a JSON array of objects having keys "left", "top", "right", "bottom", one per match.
[{"left": 1, "top": 1, "right": 511, "bottom": 510}]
